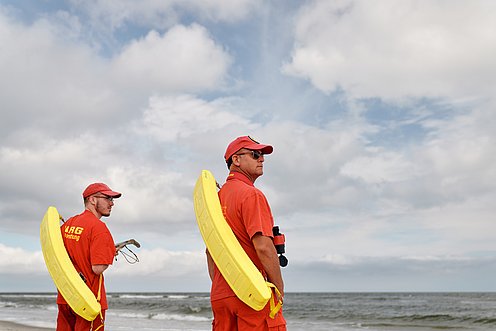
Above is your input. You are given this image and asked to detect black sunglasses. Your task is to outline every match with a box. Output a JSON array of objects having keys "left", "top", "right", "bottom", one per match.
[{"left": 235, "top": 150, "right": 264, "bottom": 160}]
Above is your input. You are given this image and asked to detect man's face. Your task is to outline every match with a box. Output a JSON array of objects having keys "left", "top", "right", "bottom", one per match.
[
  {"left": 91, "top": 194, "right": 114, "bottom": 217},
  {"left": 233, "top": 149, "right": 265, "bottom": 180}
]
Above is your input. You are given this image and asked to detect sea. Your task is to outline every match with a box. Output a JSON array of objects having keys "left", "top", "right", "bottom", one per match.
[{"left": 1, "top": 292, "right": 496, "bottom": 330}]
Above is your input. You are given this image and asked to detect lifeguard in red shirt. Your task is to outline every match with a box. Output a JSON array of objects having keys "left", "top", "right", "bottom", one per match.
[
  {"left": 56, "top": 182, "right": 121, "bottom": 331},
  {"left": 206, "top": 136, "right": 287, "bottom": 331}
]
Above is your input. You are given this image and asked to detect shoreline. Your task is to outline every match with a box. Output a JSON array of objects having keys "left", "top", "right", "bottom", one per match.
[{"left": 0, "top": 321, "right": 52, "bottom": 331}]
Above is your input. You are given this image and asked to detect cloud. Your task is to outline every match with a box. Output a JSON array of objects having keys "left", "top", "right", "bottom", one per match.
[
  {"left": 283, "top": 0, "right": 496, "bottom": 100},
  {"left": 112, "top": 24, "right": 232, "bottom": 93},
  {"left": 285, "top": 254, "right": 496, "bottom": 291},
  {"left": 104, "top": 165, "right": 193, "bottom": 228},
  {"left": 0, "top": 11, "right": 232, "bottom": 139},
  {"left": 261, "top": 117, "right": 372, "bottom": 214},
  {"left": 68, "top": 0, "right": 261, "bottom": 31},
  {"left": 421, "top": 104, "right": 496, "bottom": 190},
  {"left": 340, "top": 151, "right": 419, "bottom": 184},
  {"left": 0, "top": 134, "right": 116, "bottom": 228},
  {"left": 0, "top": 242, "right": 210, "bottom": 291},
  {"left": 0, "top": 244, "right": 45, "bottom": 274},
  {"left": 4, "top": 237, "right": 495, "bottom": 293},
  {"left": 185, "top": 0, "right": 262, "bottom": 22},
  {"left": 0, "top": 9, "right": 120, "bottom": 136},
  {"left": 136, "top": 95, "right": 249, "bottom": 142},
  {"left": 110, "top": 248, "right": 205, "bottom": 278}
]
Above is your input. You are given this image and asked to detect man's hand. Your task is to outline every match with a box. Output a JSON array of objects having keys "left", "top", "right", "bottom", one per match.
[{"left": 252, "top": 233, "right": 284, "bottom": 296}]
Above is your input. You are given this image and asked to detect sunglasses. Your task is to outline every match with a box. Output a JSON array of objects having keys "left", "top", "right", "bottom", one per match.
[
  {"left": 235, "top": 150, "right": 264, "bottom": 160},
  {"left": 93, "top": 195, "right": 114, "bottom": 202}
]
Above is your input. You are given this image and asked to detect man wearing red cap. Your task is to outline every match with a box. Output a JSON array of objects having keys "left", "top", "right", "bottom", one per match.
[
  {"left": 56, "top": 183, "right": 121, "bottom": 331},
  {"left": 206, "top": 136, "right": 287, "bottom": 330}
]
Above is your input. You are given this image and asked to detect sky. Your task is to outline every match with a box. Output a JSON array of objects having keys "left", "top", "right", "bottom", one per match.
[{"left": 1, "top": 0, "right": 495, "bottom": 293}]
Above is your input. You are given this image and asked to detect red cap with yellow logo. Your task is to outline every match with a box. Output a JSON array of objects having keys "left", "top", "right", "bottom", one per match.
[{"left": 224, "top": 136, "right": 273, "bottom": 162}]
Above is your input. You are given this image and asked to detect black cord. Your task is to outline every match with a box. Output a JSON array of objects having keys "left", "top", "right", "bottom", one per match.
[{"left": 117, "top": 245, "right": 139, "bottom": 264}]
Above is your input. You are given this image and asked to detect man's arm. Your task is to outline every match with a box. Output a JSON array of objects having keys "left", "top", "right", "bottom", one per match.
[
  {"left": 92, "top": 264, "right": 109, "bottom": 275},
  {"left": 206, "top": 249, "right": 215, "bottom": 281},
  {"left": 252, "top": 233, "right": 284, "bottom": 296}
]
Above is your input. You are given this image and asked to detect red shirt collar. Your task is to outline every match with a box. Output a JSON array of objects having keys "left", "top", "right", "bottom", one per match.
[{"left": 226, "top": 171, "right": 254, "bottom": 186}]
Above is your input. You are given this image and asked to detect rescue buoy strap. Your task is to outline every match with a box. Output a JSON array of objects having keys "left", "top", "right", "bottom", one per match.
[{"left": 266, "top": 282, "right": 283, "bottom": 319}]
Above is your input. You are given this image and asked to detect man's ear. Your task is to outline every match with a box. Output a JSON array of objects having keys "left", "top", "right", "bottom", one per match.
[
  {"left": 231, "top": 155, "right": 241, "bottom": 166},
  {"left": 88, "top": 196, "right": 97, "bottom": 206}
]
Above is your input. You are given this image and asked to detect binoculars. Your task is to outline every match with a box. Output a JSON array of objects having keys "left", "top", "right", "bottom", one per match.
[{"left": 273, "top": 226, "right": 288, "bottom": 267}]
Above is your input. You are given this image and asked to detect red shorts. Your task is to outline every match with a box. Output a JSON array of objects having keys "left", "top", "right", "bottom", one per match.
[
  {"left": 211, "top": 296, "right": 286, "bottom": 331},
  {"left": 56, "top": 304, "right": 106, "bottom": 331}
]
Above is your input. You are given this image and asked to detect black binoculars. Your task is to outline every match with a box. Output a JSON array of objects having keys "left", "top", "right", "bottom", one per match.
[{"left": 272, "top": 226, "right": 288, "bottom": 267}]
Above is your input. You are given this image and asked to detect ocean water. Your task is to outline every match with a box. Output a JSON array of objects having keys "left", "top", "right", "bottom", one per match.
[{"left": 1, "top": 292, "right": 496, "bottom": 330}]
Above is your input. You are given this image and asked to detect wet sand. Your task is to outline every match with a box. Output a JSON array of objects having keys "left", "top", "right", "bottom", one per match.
[{"left": 0, "top": 321, "right": 51, "bottom": 331}]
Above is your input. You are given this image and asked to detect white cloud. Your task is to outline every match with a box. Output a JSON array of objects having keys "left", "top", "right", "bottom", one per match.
[
  {"left": 184, "top": 0, "right": 261, "bottom": 22},
  {"left": 0, "top": 242, "right": 208, "bottom": 290},
  {"left": 283, "top": 0, "right": 496, "bottom": 100},
  {"left": 105, "top": 165, "right": 193, "bottom": 227},
  {"left": 422, "top": 105, "right": 496, "bottom": 187},
  {"left": 260, "top": 117, "right": 375, "bottom": 215},
  {"left": 110, "top": 248, "right": 205, "bottom": 277},
  {"left": 136, "top": 94, "right": 250, "bottom": 142},
  {"left": 112, "top": 24, "right": 232, "bottom": 93},
  {"left": 0, "top": 134, "right": 109, "bottom": 224},
  {"left": 340, "top": 151, "right": 419, "bottom": 184},
  {"left": 0, "top": 12, "right": 232, "bottom": 139},
  {"left": 0, "top": 244, "right": 45, "bottom": 274},
  {"left": 0, "top": 133, "right": 123, "bottom": 200},
  {"left": 0, "top": 10, "right": 120, "bottom": 135},
  {"left": 68, "top": 0, "right": 261, "bottom": 30},
  {"left": 286, "top": 254, "right": 496, "bottom": 291}
]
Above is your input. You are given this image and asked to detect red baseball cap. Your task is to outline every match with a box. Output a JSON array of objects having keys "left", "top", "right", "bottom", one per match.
[
  {"left": 82, "top": 183, "right": 122, "bottom": 199},
  {"left": 224, "top": 136, "right": 273, "bottom": 161}
]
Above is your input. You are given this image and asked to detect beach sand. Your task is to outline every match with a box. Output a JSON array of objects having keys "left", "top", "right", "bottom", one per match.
[{"left": 0, "top": 321, "right": 51, "bottom": 331}]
